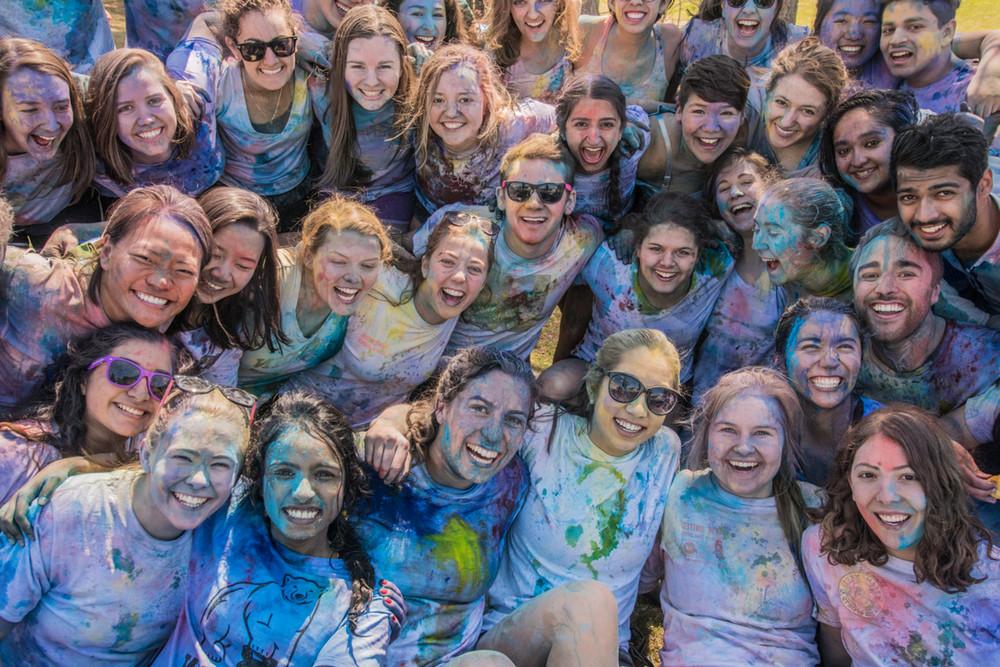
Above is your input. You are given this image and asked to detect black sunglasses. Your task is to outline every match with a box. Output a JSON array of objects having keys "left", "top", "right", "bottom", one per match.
[
  {"left": 234, "top": 35, "right": 298, "bottom": 62},
  {"left": 161, "top": 375, "right": 258, "bottom": 424},
  {"left": 725, "top": 0, "right": 778, "bottom": 9},
  {"left": 501, "top": 180, "right": 572, "bottom": 205},
  {"left": 603, "top": 371, "right": 679, "bottom": 416}
]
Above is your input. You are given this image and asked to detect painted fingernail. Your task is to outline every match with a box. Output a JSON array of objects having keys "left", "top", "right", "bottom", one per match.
[
  {"left": 385, "top": 599, "right": 393, "bottom": 605},
  {"left": 380, "top": 588, "right": 388, "bottom": 595},
  {"left": 380, "top": 579, "right": 387, "bottom": 585}
]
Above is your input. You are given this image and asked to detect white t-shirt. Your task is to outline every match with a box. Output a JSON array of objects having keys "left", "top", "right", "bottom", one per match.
[
  {"left": 802, "top": 524, "right": 1000, "bottom": 666},
  {"left": 0, "top": 470, "right": 192, "bottom": 665},
  {"left": 653, "top": 469, "right": 821, "bottom": 665},
  {"left": 484, "top": 405, "right": 681, "bottom": 642}
]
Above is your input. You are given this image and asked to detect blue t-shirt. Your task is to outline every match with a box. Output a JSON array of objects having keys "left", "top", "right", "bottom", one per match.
[{"left": 0, "top": 1, "right": 113, "bottom": 73}]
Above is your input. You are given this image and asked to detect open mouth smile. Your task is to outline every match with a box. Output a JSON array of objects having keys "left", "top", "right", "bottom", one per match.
[
  {"left": 135, "top": 290, "right": 169, "bottom": 307},
  {"left": 467, "top": 442, "right": 500, "bottom": 465},
  {"left": 283, "top": 506, "right": 322, "bottom": 523},
  {"left": 173, "top": 491, "right": 210, "bottom": 509},
  {"left": 614, "top": 417, "right": 644, "bottom": 435}
]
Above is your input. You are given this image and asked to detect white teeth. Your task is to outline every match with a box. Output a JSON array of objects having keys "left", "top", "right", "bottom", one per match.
[
  {"left": 334, "top": 286, "right": 359, "bottom": 302},
  {"left": 876, "top": 512, "right": 909, "bottom": 525},
  {"left": 260, "top": 66, "right": 283, "bottom": 74},
  {"left": 890, "top": 50, "right": 911, "bottom": 59},
  {"left": 441, "top": 121, "right": 464, "bottom": 130},
  {"left": 918, "top": 222, "right": 946, "bottom": 235},
  {"left": 285, "top": 507, "right": 320, "bottom": 520},
  {"left": 203, "top": 280, "right": 227, "bottom": 292},
  {"left": 173, "top": 492, "right": 209, "bottom": 508},
  {"left": 522, "top": 216, "right": 547, "bottom": 223},
  {"left": 653, "top": 269, "right": 677, "bottom": 281},
  {"left": 135, "top": 291, "right": 168, "bottom": 306},
  {"left": 467, "top": 443, "right": 500, "bottom": 464},
  {"left": 137, "top": 127, "right": 163, "bottom": 140},
  {"left": 840, "top": 45, "right": 862, "bottom": 54},
  {"left": 441, "top": 287, "right": 465, "bottom": 298},
  {"left": 525, "top": 20, "right": 545, "bottom": 28},
  {"left": 737, "top": 19, "right": 759, "bottom": 28},
  {"left": 32, "top": 135, "right": 55, "bottom": 146},
  {"left": 872, "top": 302, "right": 904, "bottom": 314},
  {"left": 698, "top": 137, "right": 720, "bottom": 146},
  {"left": 811, "top": 377, "right": 842, "bottom": 390},
  {"left": 727, "top": 459, "right": 759, "bottom": 470},
  {"left": 415, "top": 35, "right": 435, "bottom": 43},
  {"left": 581, "top": 147, "right": 604, "bottom": 163},
  {"left": 773, "top": 125, "right": 797, "bottom": 138},
  {"left": 624, "top": 11, "right": 645, "bottom": 20},
  {"left": 852, "top": 167, "right": 876, "bottom": 179},
  {"left": 336, "top": 0, "right": 352, "bottom": 13},
  {"left": 614, "top": 417, "right": 643, "bottom": 433},
  {"left": 731, "top": 203, "right": 753, "bottom": 215},
  {"left": 115, "top": 403, "right": 145, "bottom": 417}
]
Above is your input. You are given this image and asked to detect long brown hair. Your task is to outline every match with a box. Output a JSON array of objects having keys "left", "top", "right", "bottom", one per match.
[
  {"left": 484, "top": 0, "right": 580, "bottom": 69},
  {"left": 819, "top": 405, "right": 995, "bottom": 593},
  {"left": 318, "top": 5, "right": 414, "bottom": 193},
  {"left": 385, "top": 0, "right": 469, "bottom": 45},
  {"left": 86, "top": 48, "right": 195, "bottom": 186},
  {"left": 0, "top": 37, "right": 95, "bottom": 203}
]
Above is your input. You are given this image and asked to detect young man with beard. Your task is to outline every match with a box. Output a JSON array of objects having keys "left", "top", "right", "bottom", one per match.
[
  {"left": 853, "top": 220, "right": 1000, "bottom": 452},
  {"left": 414, "top": 133, "right": 603, "bottom": 360},
  {"left": 892, "top": 113, "right": 1000, "bottom": 320}
]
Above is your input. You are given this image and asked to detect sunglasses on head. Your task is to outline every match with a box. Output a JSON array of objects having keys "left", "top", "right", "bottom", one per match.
[
  {"left": 443, "top": 211, "right": 500, "bottom": 237},
  {"left": 725, "top": 0, "right": 778, "bottom": 9},
  {"left": 501, "top": 180, "right": 572, "bottom": 205},
  {"left": 603, "top": 370, "right": 679, "bottom": 416},
  {"left": 161, "top": 375, "right": 258, "bottom": 425},
  {"left": 88, "top": 356, "right": 173, "bottom": 401},
  {"left": 234, "top": 35, "right": 298, "bottom": 62}
]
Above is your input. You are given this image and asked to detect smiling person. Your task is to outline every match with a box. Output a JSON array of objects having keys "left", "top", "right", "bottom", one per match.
[
  {"left": 775, "top": 297, "right": 880, "bottom": 485},
  {"left": 0, "top": 324, "right": 174, "bottom": 505},
  {"left": 153, "top": 390, "right": 395, "bottom": 666},
  {"left": 167, "top": 0, "right": 322, "bottom": 230},
  {"left": 748, "top": 37, "right": 848, "bottom": 177},
  {"left": 892, "top": 113, "right": 1000, "bottom": 320},
  {"left": 821, "top": 88, "right": 920, "bottom": 239},
  {"left": 539, "top": 192, "right": 733, "bottom": 402},
  {"left": 0, "top": 1, "right": 113, "bottom": 74},
  {"left": 314, "top": 5, "right": 417, "bottom": 233},
  {"left": 852, "top": 220, "right": 1000, "bottom": 451},
  {"left": 804, "top": 405, "right": 1000, "bottom": 666},
  {"left": 237, "top": 197, "right": 392, "bottom": 397},
  {"left": 86, "top": 48, "right": 224, "bottom": 200},
  {"left": 405, "top": 44, "right": 557, "bottom": 216},
  {"left": 641, "top": 367, "right": 821, "bottom": 665},
  {"left": 637, "top": 54, "right": 750, "bottom": 195},
  {"left": 575, "top": 0, "right": 682, "bottom": 112},
  {"left": 290, "top": 211, "right": 495, "bottom": 428},
  {"left": 752, "top": 177, "right": 854, "bottom": 301},
  {"left": 413, "top": 133, "right": 602, "bottom": 361},
  {"left": 0, "top": 184, "right": 211, "bottom": 414},
  {"left": 386, "top": 0, "right": 467, "bottom": 54},
  {"left": 0, "top": 377, "right": 253, "bottom": 664},
  {"left": 484, "top": 0, "right": 579, "bottom": 104},
  {"left": 0, "top": 38, "right": 95, "bottom": 245},
  {"left": 174, "top": 187, "right": 285, "bottom": 387}
]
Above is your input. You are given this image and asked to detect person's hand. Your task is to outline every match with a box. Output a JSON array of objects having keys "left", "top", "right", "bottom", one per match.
[
  {"left": 40, "top": 225, "right": 81, "bottom": 259},
  {"left": 951, "top": 440, "right": 996, "bottom": 503},
  {"left": 379, "top": 578, "right": 408, "bottom": 641},
  {"left": 0, "top": 465, "right": 72, "bottom": 544},
  {"left": 176, "top": 80, "right": 206, "bottom": 121},
  {"left": 406, "top": 42, "right": 433, "bottom": 75},
  {"left": 620, "top": 119, "right": 649, "bottom": 158},
  {"left": 363, "top": 422, "right": 412, "bottom": 485},
  {"left": 608, "top": 228, "right": 635, "bottom": 264},
  {"left": 968, "top": 68, "right": 1000, "bottom": 119}
]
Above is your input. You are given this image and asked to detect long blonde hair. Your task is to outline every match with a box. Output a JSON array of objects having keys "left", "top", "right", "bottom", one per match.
[{"left": 483, "top": 0, "right": 581, "bottom": 69}]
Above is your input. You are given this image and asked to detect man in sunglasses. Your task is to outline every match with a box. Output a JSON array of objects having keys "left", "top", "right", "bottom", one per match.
[{"left": 414, "top": 133, "right": 602, "bottom": 361}]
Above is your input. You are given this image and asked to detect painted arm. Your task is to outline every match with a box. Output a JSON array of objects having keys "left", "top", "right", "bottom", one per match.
[
  {"left": 40, "top": 222, "right": 107, "bottom": 258},
  {"left": 817, "top": 623, "right": 851, "bottom": 667},
  {"left": 362, "top": 403, "right": 413, "bottom": 485},
  {"left": 958, "top": 31, "right": 1000, "bottom": 117}
]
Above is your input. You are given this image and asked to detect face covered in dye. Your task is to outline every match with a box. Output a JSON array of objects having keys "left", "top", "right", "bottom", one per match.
[
  {"left": 752, "top": 198, "right": 828, "bottom": 285},
  {"left": 497, "top": 158, "right": 576, "bottom": 258},
  {"left": 307, "top": 229, "right": 383, "bottom": 316},
  {"left": 589, "top": 346, "right": 675, "bottom": 457},
  {"left": 850, "top": 432, "right": 926, "bottom": 560},
  {"left": 707, "top": 390, "right": 785, "bottom": 499},
  {"left": 430, "top": 369, "right": 532, "bottom": 488},
  {"left": 84, "top": 337, "right": 174, "bottom": 441},
  {"left": 142, "top": 399, "right": 247, "bottom": 533},
  {"left": 263, "top": 426, "right": 345, "bottom": 556},
  {"left": 819, "top": 0, "right": 882, "bottom": 70},
  {"left": 429, "top": 65, "right": 486, "bottom": 155},
  {"left": 399, "top": 0, "right": 448, "bottom": 50},
  {"left": 636, "top": 223, "right": 699, "bottom": 307},
  {"left": 230, "top": 8, "right": 297, "bottom": 93},
  {"left": 512, "top": 0, "right": 558, "bottom": 44},
  {"left": 99, "top": 215, "right": 204, "bottom": 329},
  {"left": 197, "top": 223, "right": 266, "bottom": 304},
  {"left": 563, "top": 97, "right": 623, "bottom": 175},
  {"left": 722, "top": 0, "right": 780, "bottom": 57},
  {"left": 880, "top": 0, "right": 954, "bottom": 82},
  {"left": 853, "top": 234, "right": 940, "bottom": 344},
  {"left": 784, "top": 311, "right": 862, "bottom": 410},
  {"left": 115, "top": 66, "right": 178, "bottom": 165},
  {"left": 833, "top": 107, "right": 896, "bottom": 195},
  {"left": 416, "top": 227, "right": 490, "bottom": 323},
  {"left": 609, "top": 0, "right": 666, "bottom": 35},
  {"left": 679, "top": 92, "right": 744, "bottom": 166},
  {"left": 896, "top": 164, "right": 981, "bottom": 252},
  {"left": 1, "top": 66, "right": 73, "bottom": 161},
  {"left": 765, "top": 74, "right": 829, "bottom": 153},
  {"left": 344, "top": 36, "right": 402, "bottom": 112},
  {"left": 714, "top": 159, "right": 766, "bottom": 235}
]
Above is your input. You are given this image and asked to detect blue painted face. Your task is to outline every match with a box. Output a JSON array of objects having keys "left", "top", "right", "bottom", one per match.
[
  {"left": 263, "top": 426, "right": 345, "bottom": 556},
  {"left": 819, "top": 0, "right": 882, "bottom": 70},
  {"left": 752, "top": 199, "right": 825, "bottom": 285},
  {"left": 784, "top": 311, "right": 862, "bottom": 409}
]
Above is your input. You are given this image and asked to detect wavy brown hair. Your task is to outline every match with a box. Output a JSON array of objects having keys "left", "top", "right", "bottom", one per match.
[
  {"left": 385, "top": 0, "right": 469, "bottom": 46},
  {"left": 0, "top": 37, "right": 95, "bottom": 203},
  {"left": 220, "top": 0, "right": 295, "bottom": 42},
  {"left": 483, "top": 0, "right": 580, "bottom": 69},
  {"left": 819, "top": 404, "right": 995, "bottom": 593},
  {"left": 86, "top": 49, "right": 195, "bottom": 187}
]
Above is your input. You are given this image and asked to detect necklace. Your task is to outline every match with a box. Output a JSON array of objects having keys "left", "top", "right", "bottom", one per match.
[{"left": 242, "top": 70, "right": 289, "bottom": 125}]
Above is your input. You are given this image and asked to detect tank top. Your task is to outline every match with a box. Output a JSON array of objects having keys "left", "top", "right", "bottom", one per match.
[
  {"left": 579, "top": 17, "right": 670, "bottom": 105},
  {"left": 504, "top": 54, "right": 573, "bottom": 104}
]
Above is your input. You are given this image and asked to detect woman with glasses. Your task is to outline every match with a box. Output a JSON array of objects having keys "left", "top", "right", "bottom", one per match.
[
  {"left": 167, "top": 0, "right": 322, "bottom": 229},
  {"left": 641, "top": 367, "right": 822, "bottom": 665},
  {"left": 0, "top": 324, "right": 174, "bottom": 506},
  {"left": 538, "top": 192, "right": 732, "bottom": 403},
  {"left": 0, "top": 376, "right": 253, "bottom": 664}
]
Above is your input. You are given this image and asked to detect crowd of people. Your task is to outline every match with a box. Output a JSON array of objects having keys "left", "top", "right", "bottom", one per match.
[{"left": 0, "top": 0, "right": 998, "bottom": 665}]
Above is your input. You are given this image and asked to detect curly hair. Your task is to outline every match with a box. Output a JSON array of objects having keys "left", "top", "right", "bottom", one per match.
[
  {"left": 483, "top": 0, "right": 580, "bottom": 69},
  {"left": 818, "top": 404, "right": 995, "bottom": 593},
  {"left": 766, "top": 37, "right": 848, "bottom": 116},
  {"left": 774, "top": 296, "right": 862, "bottom": 371},
  {"left": 624, "top": 190, "right": 715, "bottom": 256},
  {"left": 406, "top": 346, "right": 537, "bottom": 461},
  {"left": 759, "top": 177, "right": 850, "bottom": 263},
  {"left": 219, "top": 0, "right": 295, "bottom": 42},
  {"left": 245, "top": 390, "right": 375, "bottom": 626}
]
